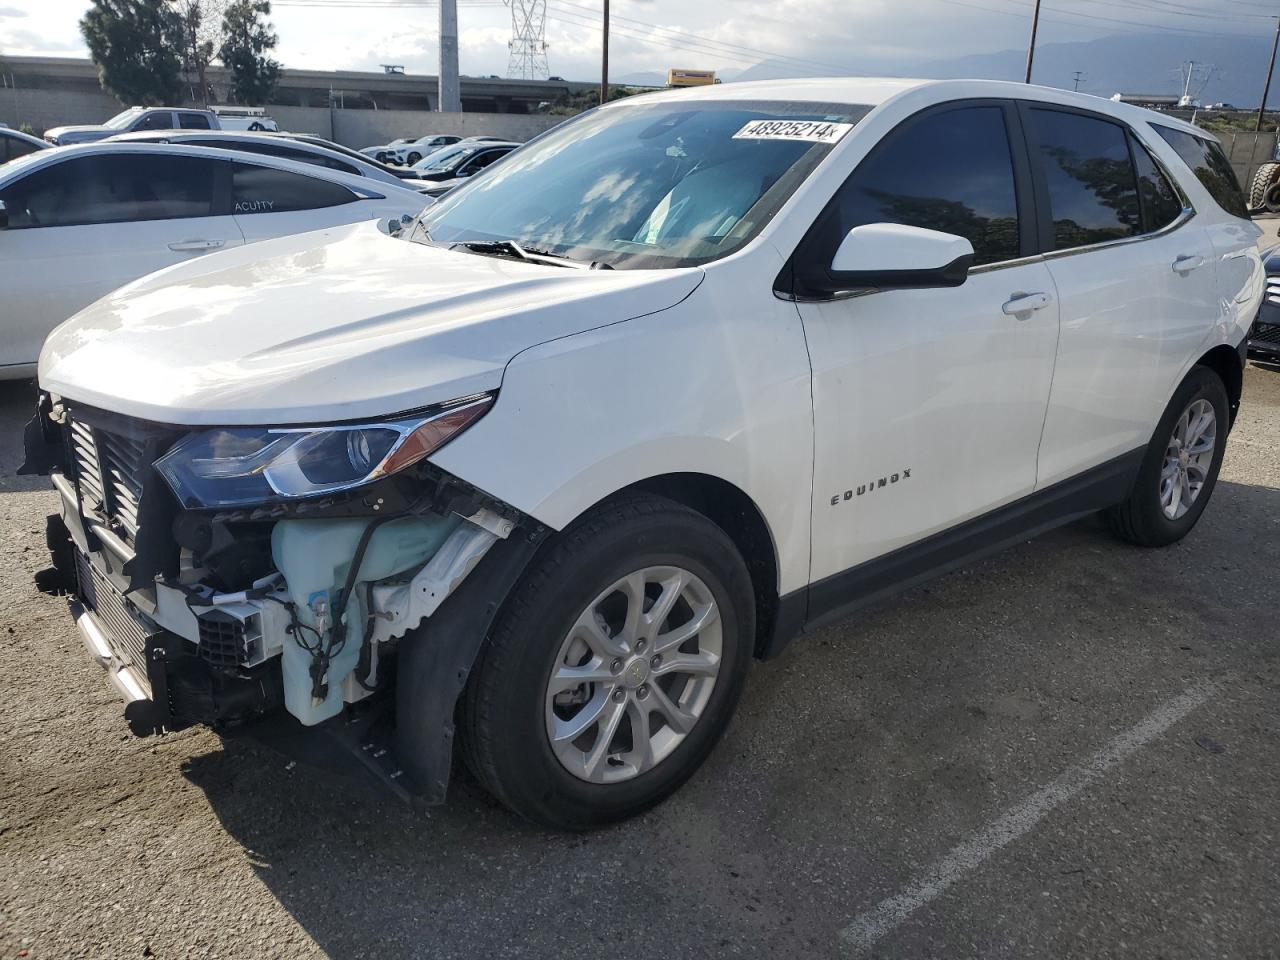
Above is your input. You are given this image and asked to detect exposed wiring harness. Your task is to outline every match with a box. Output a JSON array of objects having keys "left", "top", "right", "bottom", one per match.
[{"left": 303, "top": 515, "right": 399, "bottom": 700}]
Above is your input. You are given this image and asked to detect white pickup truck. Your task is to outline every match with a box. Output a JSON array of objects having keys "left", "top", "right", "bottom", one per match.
[{"left": 45, "top": 106, "right": 223, "bottom": 145}]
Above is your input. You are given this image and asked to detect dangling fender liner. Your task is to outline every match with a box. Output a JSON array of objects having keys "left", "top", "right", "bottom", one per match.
[{"left": 393, "top": 522, "right": 549, "bottom": 806}]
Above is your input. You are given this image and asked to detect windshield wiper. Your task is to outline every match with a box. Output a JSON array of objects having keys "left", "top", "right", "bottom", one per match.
[{"left": 453, "top": 239, "right": 589, "bottom": 270}]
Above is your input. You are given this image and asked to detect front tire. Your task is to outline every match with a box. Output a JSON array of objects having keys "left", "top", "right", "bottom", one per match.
[
  {"left": 1106, "top": 366, "right": 1229, "bottom": 547},
  {"left": 459, "top": 494, "right": 755, "bottom": 830}
]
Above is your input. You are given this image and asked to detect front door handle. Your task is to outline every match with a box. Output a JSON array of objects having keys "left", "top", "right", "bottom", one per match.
[
  {"left": 1172, "top": 254, "right": 1205, "bottom": 274},
  {"left": 1002, "top": 291, "right": 1052, "bottom": 317},
  {"left": 168, "top": 239, "right": 226, "bottom": 252}
]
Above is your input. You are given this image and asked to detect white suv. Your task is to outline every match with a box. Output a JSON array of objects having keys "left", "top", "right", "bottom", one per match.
[{"left": 25, "top": 79, "right": 1262, "bottom": 830}]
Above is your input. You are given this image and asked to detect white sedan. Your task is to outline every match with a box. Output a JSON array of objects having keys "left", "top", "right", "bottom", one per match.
[{"left": 0, "top": 142, "right": 429, "bottom": 378}]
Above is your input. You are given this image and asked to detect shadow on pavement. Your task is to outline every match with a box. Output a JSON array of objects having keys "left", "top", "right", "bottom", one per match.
[
  {"left": 178, "top": 478, "right": 1280, "bottom": 959},
  {"left": 0, "top": 379, "right": 45, "bottom": 493}
]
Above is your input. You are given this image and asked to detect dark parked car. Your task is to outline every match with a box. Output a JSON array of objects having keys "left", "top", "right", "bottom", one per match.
[
  {"left": 0, "top": 127, "right": 49, "bottom": 164},
  {"left": 1248, "top": 246, "right": 1280, "bottom": 363},
  {"left": 410, "top": 140, "right": 519, "bottom": 189}
]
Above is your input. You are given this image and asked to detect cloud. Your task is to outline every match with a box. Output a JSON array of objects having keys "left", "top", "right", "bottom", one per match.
[
  {"left": 0, "top": 6, "right": 28, "bottom": 17},
  {"left": 0, "top": 26, "right": 81, "bottom": 53}
]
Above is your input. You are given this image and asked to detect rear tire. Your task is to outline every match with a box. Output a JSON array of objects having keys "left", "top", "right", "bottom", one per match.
[
  {"left": 1105, "top": 366, "right": 1229, "bottom": 547},
  {"left": 1249, "top": 161, "right": 1280, "bottom": 212},
  {"left": 407, "top": 152, "right": 421, "bottom": 165},
  {"left": 459, "top": 494, "right": 755, "bottom": 830}
]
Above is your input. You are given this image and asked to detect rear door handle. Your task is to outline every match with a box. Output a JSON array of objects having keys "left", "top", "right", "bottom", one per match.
[
  {"left": 1002, "top": 291, "right": 1052, "bottom": 317},
  {"left": 1172, "top": 254, "right": 1205, "bottom": 274},
  {"left": 168, "top": 239, "right": 226, "bottom": 252}
]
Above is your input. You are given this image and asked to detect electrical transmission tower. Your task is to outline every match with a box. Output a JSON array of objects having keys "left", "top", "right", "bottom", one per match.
[{"left": 507, "top": 0, "right": 550, "bottom": 80}]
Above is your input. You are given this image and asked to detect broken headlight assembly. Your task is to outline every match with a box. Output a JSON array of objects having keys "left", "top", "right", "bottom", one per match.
[{"left": 156, "top": 395, "right": 493, "bottom": 508}]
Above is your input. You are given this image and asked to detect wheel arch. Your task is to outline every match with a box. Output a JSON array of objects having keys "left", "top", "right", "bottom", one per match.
[
  {"left": 1195, "top": 342, "right": 1245, "bottom": 428},
  {"left": 623, "top": 472, "right": 783, "bottom": 659}
]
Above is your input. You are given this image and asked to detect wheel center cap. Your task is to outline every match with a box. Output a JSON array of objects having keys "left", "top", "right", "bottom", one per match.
[{"left": 622, "top": 658, "right": 650, "bottom": 689}]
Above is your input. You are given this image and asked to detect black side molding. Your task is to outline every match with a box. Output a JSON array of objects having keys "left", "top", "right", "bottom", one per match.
[{"left": 758, "top": 448, "right": 1145, "bottom": 658}]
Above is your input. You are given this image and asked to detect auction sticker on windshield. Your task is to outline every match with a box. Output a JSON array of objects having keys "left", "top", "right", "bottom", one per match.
[{"left": 732, "top": 119, "right": 853, "bottom": 143}]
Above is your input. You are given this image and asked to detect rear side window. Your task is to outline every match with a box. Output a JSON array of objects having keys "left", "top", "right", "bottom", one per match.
[
  {"left": 231, "top": 163, "right": 356, "bottom": 214},
  {"left": 1152, "top": 125, "right": 1248, "bottom": 219},
  {"left": 1131, "top": 139, "right": 1183, "bottom": 232},
  {"left": 204, "top": 141, "right": 359, "bottom": 175},
  {"left": 809, "top": 105, "right": 1022, "bottom": 267},
  {"left": 0, "top": 154, "right": 216, "bottom": 228},
  {"left": 2, "top": 134, "right": 41, "bottom": 163},
  {"left": 179, "top": 113, "right": 212, "bottom": 130},
  {"left": 1029, "top": 109, "right": 1140, "bottom": 250}
]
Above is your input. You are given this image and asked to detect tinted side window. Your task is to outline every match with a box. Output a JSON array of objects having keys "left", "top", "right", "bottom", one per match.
[
  {"left": 0, "top": 154, "right": 216, "bottom": 228},
  {"left": 810, "top": 105, "right": 1022, "bottom": 267},
  {"left": 135, "top": 111, "right": 174, "bottom": 131},
  {"left": 462, "top": 149, "right": 508, "bottom": 174},
  {"left": 231, "top": 163, "right": 356, "bottom": 213},
  {"left": 203, "top": 140, "right": 356, "bottom": 174},
  {"left": 7, "top": 137, "right": 42, "bottom": 162},
  {"left": 1030, "top": 109, "right": 1140, "bottom": 250},
  {"left": 1131, "top": 138, "right": 1183, "bottom": 232},
  {"left": 179, "top": 113, "right": 212, "bottom": 130},
  {"left": 1153, "top": 125, "right": 1248, "bottom": 219}
]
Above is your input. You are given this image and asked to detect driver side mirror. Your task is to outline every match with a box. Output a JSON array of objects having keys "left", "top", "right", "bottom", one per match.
[{"left": 818, "top": 223, "right": 974, "bottom": 294}]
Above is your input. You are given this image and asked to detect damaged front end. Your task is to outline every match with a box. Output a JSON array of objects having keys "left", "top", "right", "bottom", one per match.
[{"left": 21, "top": 391, "right": 545, "bottom": 804}]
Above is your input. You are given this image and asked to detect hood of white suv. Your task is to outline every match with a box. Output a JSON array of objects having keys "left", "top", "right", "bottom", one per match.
[{"left": 39, "top": 221, "right": 703, "bottom": 426}]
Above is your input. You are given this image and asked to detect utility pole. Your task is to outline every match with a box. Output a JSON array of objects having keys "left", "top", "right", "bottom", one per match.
[
  {"left": 599, "top": 0, "right": 610, "bottom": 106},
  {"left": 439, "top": 0, "right": 461, "bottom": 113},
  {"left": 1024, "top": 0, "right": 1042, "bottom": 84},
  {"left": 1072, "top": 70, "right": 1084, "bottom": 92},
  {"left": 1257, "top": 18, "right": 1280, "bottom": 132},
  {"left": 1180, "top": 60, "right": 1197, "bottom": 106}
]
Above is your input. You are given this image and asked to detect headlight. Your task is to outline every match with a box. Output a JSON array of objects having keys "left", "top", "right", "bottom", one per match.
[{"left": 156, "top": 395, "right": 493, "bottom": 508}]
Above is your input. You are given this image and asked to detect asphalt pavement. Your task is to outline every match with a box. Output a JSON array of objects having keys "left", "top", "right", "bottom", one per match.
[{"left": 0, "top": 364, "right": 1277, "bottom": 959}]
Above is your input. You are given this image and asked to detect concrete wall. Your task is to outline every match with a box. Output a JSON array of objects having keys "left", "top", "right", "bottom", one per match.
[
  {"left": 270, "top": 106, "right": 564, "bottom": 147},
  {"left": 0, "top": 87, "right": 563, "bottom": 146},
  {"left": 0, "top": 87, "right": 122, "bottom": 134}
]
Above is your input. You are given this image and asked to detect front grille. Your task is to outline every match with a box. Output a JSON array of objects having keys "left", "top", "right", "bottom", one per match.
[
  {"left": 75, "top": 550, "right": 157, "bottom": 686},
  {"left": 1267, "top": 277, "right": 1280, "bottom": 306},
  {"left": 65, "top": 416, "right": 151, "bottom": 542},
  {"left": 1252, "top": 321, "right": 1280, "bottom": 346}
]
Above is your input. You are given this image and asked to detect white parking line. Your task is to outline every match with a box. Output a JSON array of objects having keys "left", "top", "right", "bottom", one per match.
[{"left": 840, "top": 680, "right": 1218, "bottom": 955}]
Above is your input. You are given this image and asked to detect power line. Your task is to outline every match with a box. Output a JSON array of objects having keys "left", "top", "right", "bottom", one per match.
[
  {"left": 543, "top": 3, "right": 849, "bottom": 73},
  {"left": 934, "top": 0, "right": 1260, "bottom": 39},
  {"left": 549, "top": 0, "right": 854, "bottom": 73}
]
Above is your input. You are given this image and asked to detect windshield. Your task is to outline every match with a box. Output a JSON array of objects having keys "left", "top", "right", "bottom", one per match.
[
  {"left": 414, "top": 144, "right": 472, "bottom": 172},
  {"left": 417, "top": 98, "right": 871, "bottom": 269},
  {"left": 103, "top": 108, "right": 144, "bottom": 130}
]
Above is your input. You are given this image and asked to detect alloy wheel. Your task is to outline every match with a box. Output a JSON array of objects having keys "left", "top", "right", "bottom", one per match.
[
  {"left": 1160, "top": 398, "right": 1216, "bottom": 520},
  {"left": 544, "top": 565, "right": 723, "bottom": 784}
]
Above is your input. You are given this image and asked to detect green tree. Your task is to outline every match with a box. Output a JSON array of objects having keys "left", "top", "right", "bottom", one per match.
[
  {"left": 80, "top": 0, "right": 184, "bottom": 105},
  {"left": 173, "top": 0, "right": 227, "bottom": 106},
  {"left": 218, "top": 0, "right": 280, "bottom": 105}
]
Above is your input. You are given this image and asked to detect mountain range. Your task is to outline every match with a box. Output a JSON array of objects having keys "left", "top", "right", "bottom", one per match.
[{"left": 618, "top": 32, "right": 1280, "bottom": 109}]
